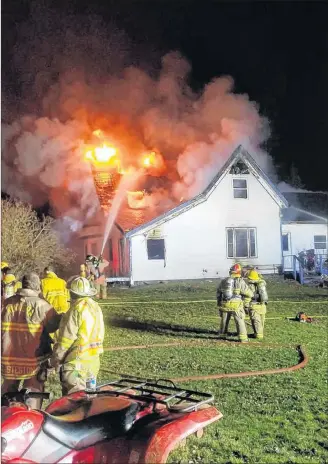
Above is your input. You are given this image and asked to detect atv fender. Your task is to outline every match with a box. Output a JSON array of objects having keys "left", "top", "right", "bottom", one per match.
[{"left": 128, "top": 405, "right": 222, "bottom": 464}]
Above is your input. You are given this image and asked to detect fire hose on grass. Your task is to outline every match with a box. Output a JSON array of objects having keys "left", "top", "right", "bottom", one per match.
[{"left": 99, "top": 340, "right": 309, "bottom": 382}]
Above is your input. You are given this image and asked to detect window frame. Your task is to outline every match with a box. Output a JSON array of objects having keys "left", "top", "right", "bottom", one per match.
[
  {"left": 226, "top": 227, "right": 257, "bottom": 259},
  {"left": 282, "top": 233, "right": 290, "bottom": 252},
  {"left": 314, "top": 235, "right": 327, "bottom": 250},
  {"left": 147, "top": 238, "right": 165, "bottom": 260},
  {"left": 90, "top": 242, "right": 98, "bottom": 256},
  {"left": 232, "top": 177, "right": 248, "bottom": 199},
  {"left": 108, "top": 238, "right": 113, "bottom": 261}
]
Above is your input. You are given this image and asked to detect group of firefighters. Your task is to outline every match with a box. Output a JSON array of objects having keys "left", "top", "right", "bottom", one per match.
[
  {"left": 217, "top": 263, "right": 268, "bottom": 342},
  {"left": 1, "top": 254, "right": 267, "bottom": 409},
  {"left": 1, "top": 255, "right": 108, "bottom": 409}
]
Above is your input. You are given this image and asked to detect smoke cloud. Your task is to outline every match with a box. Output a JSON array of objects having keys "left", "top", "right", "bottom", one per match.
[{"left": 2, "top": 7, "right": 273, "bottom": 239}]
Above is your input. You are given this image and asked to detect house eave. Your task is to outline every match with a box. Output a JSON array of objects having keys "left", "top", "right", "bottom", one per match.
[{"left": 126, "top": 144, "right": 289, "bottom": 238}]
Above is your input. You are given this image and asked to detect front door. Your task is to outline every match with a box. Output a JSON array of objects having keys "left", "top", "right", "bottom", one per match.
[{"left": 282, "top": 232, "right": 292, "bottom": 270}]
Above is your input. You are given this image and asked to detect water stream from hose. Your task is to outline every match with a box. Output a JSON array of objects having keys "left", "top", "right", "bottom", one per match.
[{"left": 100, "top": 169, "right": 141, "bottom": 255}]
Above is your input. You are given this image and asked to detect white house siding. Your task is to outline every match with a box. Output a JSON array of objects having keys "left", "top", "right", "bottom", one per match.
[
  {"left": 130, "top": 171, "right": 283, "bottom": 283},
  {"left": 282, "top": 223, "right": 328, "bottom": 257}
]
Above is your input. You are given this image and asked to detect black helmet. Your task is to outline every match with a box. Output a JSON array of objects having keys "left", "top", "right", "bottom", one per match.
[{"left": 86, "top": 255, "right": 94, "bottom": 262}]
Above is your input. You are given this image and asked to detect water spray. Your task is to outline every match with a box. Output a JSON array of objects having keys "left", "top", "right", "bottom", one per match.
[{"left": 100, "top": 169, "right": 141, "bottom": 255}]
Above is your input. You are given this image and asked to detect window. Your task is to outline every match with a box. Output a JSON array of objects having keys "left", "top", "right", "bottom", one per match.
[
  {"left": 227, "top": 228, "right": 257, "bottom": 258},
  {"left": 108, "top": 239, "right": 113, "bottom": 261},
  {"left": 314, "top": 235, "right": 327, "bottom": 250},
  {"left": 282, "top": 234, "right": 289, "bottom": 252},
  {"left": 91, "top": 242, "right": 97, "bottom": 256},
  {"left": 230, "top": 161, "right": 249, "bottom": 174},
  {"left": 233, "top": 179, "right": 248, "bottom": 199},
  {"left": 147, "top": 239, "right": 165, "bottom": 260}
]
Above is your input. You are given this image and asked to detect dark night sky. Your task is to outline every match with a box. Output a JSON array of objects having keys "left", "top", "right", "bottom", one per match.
[{"left": 2, "top": 0, "right": 328, "bottom": 191}]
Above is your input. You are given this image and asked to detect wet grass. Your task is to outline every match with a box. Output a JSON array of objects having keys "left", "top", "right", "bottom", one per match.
[{"left": 45, "top": 278, "right": 328, "bottom": 463}]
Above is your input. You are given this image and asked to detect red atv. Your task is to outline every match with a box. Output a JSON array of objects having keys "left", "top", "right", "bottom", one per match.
[{"left": 1, "top": 376, "right": 223, "bottom": 463}]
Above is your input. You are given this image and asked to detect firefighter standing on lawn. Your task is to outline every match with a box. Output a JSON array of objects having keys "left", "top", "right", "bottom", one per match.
[
  {"left": 94, "top": 255, "right": 109, "bottom": 299},
  {"left": 1, "top": 272, "right": 61, "bottom": 409},
  {"left": 217, "top": 263, "right": 254, "bottom": 342},
  {"left": 41, "top": 266, "right": 70, "bottom": 342},
  {"left": 50, "top": 276, "right": 105, "bottom": 396},
  {"left": 244, "top": 269, "right": 268, "bottom": 340},
  {"left": 80, "top": 255, "right": 98, "bottom": 286},
  {"left": 80, "top": 254, "right": 109, "bottom": 299}
]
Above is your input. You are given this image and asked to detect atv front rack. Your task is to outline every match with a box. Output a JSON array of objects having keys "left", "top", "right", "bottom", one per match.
[{"left": 92, "top": 376, "right": 215, "bottom": 413}]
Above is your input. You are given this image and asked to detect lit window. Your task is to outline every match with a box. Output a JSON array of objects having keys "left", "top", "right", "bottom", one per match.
[
  {"left": 314, "top": 235, "right": 327, "bottom": 250},
  {"left": 233, "top": 179, "right": 248, "bottom": 198},
  {"left": 147, "top": 239, "right": 165, "bottom": 260},
  {"left": 227, "top": 228, "right": 257, "bottom": 258}
]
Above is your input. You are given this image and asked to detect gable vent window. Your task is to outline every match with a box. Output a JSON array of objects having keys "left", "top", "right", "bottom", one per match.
[
  {"left": 233, "top": 179, "right": 248, "bottom": 199},
  {"left": 314, "top": 235, "right": 327, "bottom": 250},
  {"left": 147, "top": 239, "right": 165, "bottom": 260}
]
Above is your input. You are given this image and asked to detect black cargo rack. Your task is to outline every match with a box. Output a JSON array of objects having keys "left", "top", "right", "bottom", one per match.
[{"left": 89, "top": 376, "right": 214, "bottom": 413}]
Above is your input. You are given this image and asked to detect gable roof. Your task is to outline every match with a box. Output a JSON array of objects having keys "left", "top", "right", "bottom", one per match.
[
  {"left": 125, "top": 145, "right": 288, "bottom": 238},
  {"left": 281, "top": 192, "right": 328, "bottom": 223}
]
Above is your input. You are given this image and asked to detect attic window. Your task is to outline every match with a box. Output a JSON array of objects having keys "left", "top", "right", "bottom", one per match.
[
  {"left": 233, "top": 179, "right": 248, "bottom": 199},
  {"left": 230, "top": 161, "right": 249, "bottom": 174},
  {"left": 147, "top": 239, "right": 165, "bottom": 260}
]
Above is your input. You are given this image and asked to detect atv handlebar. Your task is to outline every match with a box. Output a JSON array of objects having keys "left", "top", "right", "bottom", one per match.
[{"left": 1, "top": 389, "right": 52, "bottom": 406}]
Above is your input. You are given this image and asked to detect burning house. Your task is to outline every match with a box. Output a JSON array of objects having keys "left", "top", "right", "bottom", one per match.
[{"left": 79, "top": 144, "right": 328, "bottom": 285}]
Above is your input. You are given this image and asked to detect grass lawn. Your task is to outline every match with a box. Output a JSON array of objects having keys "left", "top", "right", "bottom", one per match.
[{"left": 46, "top": 277, "right": 328, "bottom": 463}]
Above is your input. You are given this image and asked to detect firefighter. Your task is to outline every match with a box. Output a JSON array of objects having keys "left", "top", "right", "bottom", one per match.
[
  {"left": 217, "top": 263, "right": 254, "bottom": 342},
  {"left": 94, "top": 255, "right": 109, "bottom": 299},
  {"left": 245, "top": 269, "right": 268, "bottom": 340},
  {"left": 1, "top": 262, "right": 9, "bottom": 280},
  {"left": 80, "top": 255, "right": 98, "bottom": 286},
  {"left": 41, "top": 266, "right": 70, "bottom": 343},
  {"left": 50, "top": 276, "right": 105, "bottom": 396},
  {"left": 1, "top": 272, "right": 21, "bottom": 300},
  {"left": 1, "top": 272, "right": 61, "bottom": 409}
]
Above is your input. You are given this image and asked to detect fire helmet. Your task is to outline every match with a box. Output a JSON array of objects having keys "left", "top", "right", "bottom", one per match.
[
  {"left": 248, "top": 269, "right": 260, "bottom": 282},
  {"left": 69, "top": 276, "right": 97, "bottom": 297},
  {"left": 1, "top": 262, "right": 9, "bottom": 270},
  {"left": 3, "top": 273, "right": 16, "bottom": 285},
  {"left": 229, "top": 263, "right": 242, "bottom": 276}
]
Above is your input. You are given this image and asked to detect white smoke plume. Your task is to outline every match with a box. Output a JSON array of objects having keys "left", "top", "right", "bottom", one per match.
[{"left": 2, "top": 7, "right": 273, "bottom": 238}]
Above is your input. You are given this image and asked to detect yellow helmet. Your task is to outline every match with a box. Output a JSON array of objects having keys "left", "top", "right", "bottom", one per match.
[
  {"left": 248, "top": 269, "right": 260, "bottom": 282},
  {"left": 69, "top": 276, "right": 97, "bottom": 297},
  {"left": 1, "top": 262, "right": 9, "bottom": 270},
  {"left": 3, "top": 273, "right": 16, "bottom": 284}
]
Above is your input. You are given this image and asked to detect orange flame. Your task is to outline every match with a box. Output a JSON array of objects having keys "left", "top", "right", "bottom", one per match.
[{"left": 142, "top": 151, "right": 157, "bottom": 168}]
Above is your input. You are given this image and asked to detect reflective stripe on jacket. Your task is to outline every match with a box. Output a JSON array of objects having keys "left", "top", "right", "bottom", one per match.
[
  {"left": 1, "top": 289, "right": 61, "bottom": 379},
  {"left": 51, "top": 297, "right": 105, "bottom": 370},
  {"left": 41, "top": 272, "right": 70, "bottom": 315}
]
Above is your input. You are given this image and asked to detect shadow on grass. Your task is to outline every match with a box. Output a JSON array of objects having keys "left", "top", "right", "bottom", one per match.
[{"left": 110, "top": 316, "right": 220, "bottom": 339}]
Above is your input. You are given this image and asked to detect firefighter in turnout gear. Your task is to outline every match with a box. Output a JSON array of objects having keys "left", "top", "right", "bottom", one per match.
[
  {"left": 245, "top": 269, "right": 268, "bottom": 340},
  {"left": 80, "top": 255, "right": 98, "bottom": 285},
  {"left": 50, "top": 276, "right": 105, "bottom": 396},
  {"left": 1, "top": 272, "right": 61, "bottom": 409},
  {"left": 1, "top": 261, "right": 9, "bottom": 280},
  {"left": 41, "top": 266, "right": 70, "bottom": 343},
  {"left": 217, "top": 263, "right": 254, "bottom": 342},
  {"left": 94, "top": 255, "right": 109, "bottom": 299},
  {"left": 1, "top": 272, "right": 22, "bottom": 301}
]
